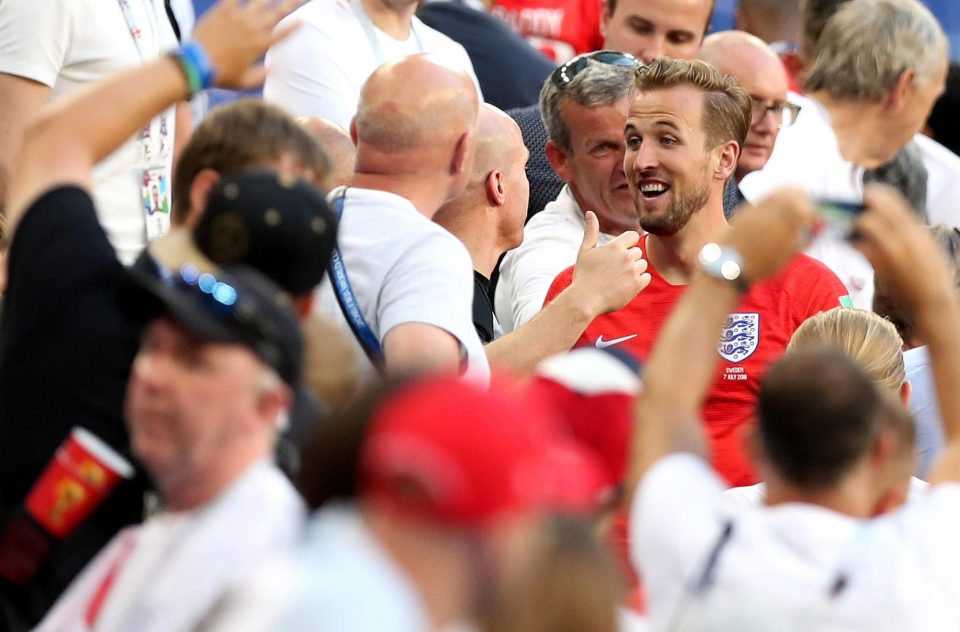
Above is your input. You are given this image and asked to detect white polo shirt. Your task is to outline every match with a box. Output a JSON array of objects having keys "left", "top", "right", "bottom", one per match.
[
  {"left": 632, "top": 453, "right": 960, "bottom": 631},
  {"left": 316, "top": 186, "right": 490, "bottom": 384}
]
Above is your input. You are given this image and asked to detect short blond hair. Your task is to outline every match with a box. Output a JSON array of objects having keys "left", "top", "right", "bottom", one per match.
[
  {"left": 787, "top": 308, "right": 905, "bottom": 393},
  {"left": 633, "top": 57, "right": 752, "bottom": 150}
]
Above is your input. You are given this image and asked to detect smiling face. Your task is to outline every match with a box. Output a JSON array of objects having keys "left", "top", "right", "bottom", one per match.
[
  {"left": 624, "top": 85, "right": 730, "bottom": 236},
  {"left": 601, "top": 0, "right": 713, "bottom": 63},
  {"left": 547, "top": 96, "right": 638, "bottom": 235}
]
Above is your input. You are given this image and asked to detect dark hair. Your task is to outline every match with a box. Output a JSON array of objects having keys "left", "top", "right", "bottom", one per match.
[
  {"left": 873, "top": 224, "right": 960, "bottom": 344},
  {"left": 926, "top": 62, "right": 960, "bottom": 156},
  {"left": 800, "top": 0, "right": 850, "bottom": 58},
  {"left": 605, "top": 0, "right": 715, "bottom": 35},
  {"left": 757, "top": 348, "right": 883, "bottom": 490},
  {"left": 173, "top": 99, "right": 331, "bottom": 224}
]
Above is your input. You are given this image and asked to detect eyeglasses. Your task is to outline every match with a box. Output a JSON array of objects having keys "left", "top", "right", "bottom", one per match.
[
  {"left": 551, "top": 51, "right": 640, "bottom": 87},
  {"left": 750, "top": 98, "right": 802, "bottom": 128}
]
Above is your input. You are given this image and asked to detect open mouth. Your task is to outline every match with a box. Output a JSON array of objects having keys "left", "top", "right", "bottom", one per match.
[{"left": 639, "top": 181, "right": 670, "bottom": 199}]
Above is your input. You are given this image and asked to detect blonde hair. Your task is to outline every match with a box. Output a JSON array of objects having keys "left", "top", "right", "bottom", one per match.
[{"left": 787, "top": 308, "right": 905, "bottom": 393}]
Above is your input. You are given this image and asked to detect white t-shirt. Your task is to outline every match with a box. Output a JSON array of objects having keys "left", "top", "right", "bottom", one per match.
[
  {"left": 633, "top": 453, "right": 960, "bottom": 632},
  {"left": 913, "top": 133, "right": 960, "bottom": 229},
  {"left": 36, "top": 461, "right": 305, "bottom": 632},
  {"left": 723, "top": 479, "right": 930, "bottom": 512},
  {"left": 263, "top": 0, "right": 481, "bottom": 131},
  {"left": 205, "top": 505, "right": 430, "bottom": 632},
  {"left": 316, "top": 186, "right": 490, "bottom": 383},
  {"left": 0, "top": 0, "right": 179, "bottom": 264},
  {"left": 740, "top": 94, "right": 874, "bottom": 310},
  {"left": 495, "top": 185, "right": 616, "bottom": 333}
]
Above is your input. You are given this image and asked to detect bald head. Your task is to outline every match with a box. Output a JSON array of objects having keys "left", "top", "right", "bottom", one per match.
[
  {"left": 298, "top": 117, "right": 356, "bottom": 189},
  {"left": 700, "top": 31, "right": 790, "bottom": 180},
  {"left": 435, "top": 104, "right": 529, "bottom": 268},
  {"left": 354, "top": 54, "right": 479, "bottom": 154},
  {"left": 736, "top": 0, "right": 801, "bottom": 45},
  {"left": 470, "top": 104, "right": 527, "bottom": 187}
]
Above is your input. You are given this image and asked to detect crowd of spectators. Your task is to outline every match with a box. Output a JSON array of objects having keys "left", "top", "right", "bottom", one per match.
[{"left": 0, "top": 0, "right": 959, "bottom": 630}]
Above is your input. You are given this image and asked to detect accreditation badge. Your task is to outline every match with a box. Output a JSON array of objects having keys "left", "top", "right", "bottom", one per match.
[{"left": 141, "top": 166, "right": 171, "bottom": 240}]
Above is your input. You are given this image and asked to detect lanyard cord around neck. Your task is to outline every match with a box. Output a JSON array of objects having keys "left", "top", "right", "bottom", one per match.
[
  {"left": 328, "top": 188, "right": 386, "bottom": 372},
  {"left": 349, "top": 0, "right": 424, "bottom": 66}
]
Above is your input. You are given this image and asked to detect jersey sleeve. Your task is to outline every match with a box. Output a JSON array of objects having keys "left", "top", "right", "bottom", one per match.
[
  {"left": 784, "top": 255, "right": 852, "bottom": 323},
  {"left": 0, "top": 0, "right": 71, "bottom": 85},
  {"left": 263, "top": 16, "right": 356, "bottom": 129}
]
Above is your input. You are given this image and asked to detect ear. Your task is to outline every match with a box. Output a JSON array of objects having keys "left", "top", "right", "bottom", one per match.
[
  {"left": 484, "top": 170, "right": 506, "bottom": 207},
  {"left": 714, "top": 140, "right": 739, "bottom": 181},
  {"left": 899, "top": 380, "right": 913, "bottom": 407},
  {"left": 184, "top": 169, "right": 221, "bottom": 229},
  {"left": 869, "top": 428, "right": 896, "bottom": 470},
  {"left": 600, "top": 0, "right": 612, "bottom": 38},
  {"left": 350, "top": 117, "right": 359, "bottom": 145},
  {"left": 545, "top": 139, "right": 573, "bottom": 182},
  {"left": 257, "top": 382, "right": 293, "bottom": 431},
  {"left": 451, "top": 131, "right": 472, "bottom": 176},
  {"left": 886, "top": 69, "right": 915, "bottom": 111},
  {"left": 782, "top": 52, "right": 805, "bottom": 90}
]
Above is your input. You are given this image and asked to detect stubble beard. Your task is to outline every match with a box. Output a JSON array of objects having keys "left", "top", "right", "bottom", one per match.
[{"left": 639, "top": 178, "right": 711, "bottom": 237}]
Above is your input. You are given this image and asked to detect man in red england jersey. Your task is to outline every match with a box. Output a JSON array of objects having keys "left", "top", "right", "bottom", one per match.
[{"left": 545, "top": 58, "right": 849, "bottom": 486}]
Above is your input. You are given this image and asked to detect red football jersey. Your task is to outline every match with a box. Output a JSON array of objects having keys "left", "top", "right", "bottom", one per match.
[
  {"left": 490, "top": 0, "right": 604, "bottom": 63},
  {"left": 545, "top": 234, "right": 850, "bottom": 486}
]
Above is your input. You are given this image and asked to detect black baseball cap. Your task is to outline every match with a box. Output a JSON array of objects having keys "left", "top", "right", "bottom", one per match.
[
  {"left": 190, "top": 170, "right": 337, "bottom": 296},
  {"left": 128, "top": 262, "right": 304, "bottom": 387}
]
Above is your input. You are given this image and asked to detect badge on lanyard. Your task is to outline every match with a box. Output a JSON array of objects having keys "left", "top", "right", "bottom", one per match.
[
  {"left": 141, "top": 167, "right": 171, "bottom": 240},
  {"left": 121, "top": 0, "right": 173, "bottom": 240}
]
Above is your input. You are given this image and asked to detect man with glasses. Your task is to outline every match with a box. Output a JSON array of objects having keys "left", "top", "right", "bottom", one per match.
[
  {"left": 740, "top": 0, "right": 949, "bottom": 309},
  {"left": 545, "top": 58, "right": 847, "bottom": 486},
  {"left": 699, "top": 31, "right": 798, "bottom": 207}
]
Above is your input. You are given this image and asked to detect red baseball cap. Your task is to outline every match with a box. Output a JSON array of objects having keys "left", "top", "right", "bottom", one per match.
[
  {"left": 525, "top": 349, "right": 642, "bottom": 501},
  {"left": 359, "top": 375, "right": 561, "bottom": 527}
]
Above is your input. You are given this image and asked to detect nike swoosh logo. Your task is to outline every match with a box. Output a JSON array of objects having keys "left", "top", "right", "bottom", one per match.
[{"left": 595, "top": 334, "right": 638, "bottom": 349}]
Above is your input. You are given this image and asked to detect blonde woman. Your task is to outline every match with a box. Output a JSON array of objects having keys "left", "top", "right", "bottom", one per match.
[{"left": 726, "top": 307, "right": 926, "bottom": 511}]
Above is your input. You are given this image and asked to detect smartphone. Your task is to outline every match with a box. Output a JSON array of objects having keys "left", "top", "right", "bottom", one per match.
[{"left": 815, "top": 199, "right": 865, "bottom": 238}]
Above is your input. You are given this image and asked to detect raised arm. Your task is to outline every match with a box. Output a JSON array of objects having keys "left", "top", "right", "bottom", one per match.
[
  {"left": 627, "top": 190, "right": 817, "bottom": 499},
  {"left": 485, "top": 212, "right": 650, "bottom": 376},
  {"left": 5, "top": 0, "right": 302, "bottom": 233},
  {"left": 852, "top": 186, "right": 960, "bottom": 486}
]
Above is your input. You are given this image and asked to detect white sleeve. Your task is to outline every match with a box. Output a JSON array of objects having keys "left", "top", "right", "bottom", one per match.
[
  {"left": 378, "top": 233, "right": 479, "bottom": 353},
  {"left": 0, "top": 0, "right": 70, "bottom": 85},
  {"left": 263, "top": 17, "right": 357, "bottom": 130},
  {"left": 630, "top": 454, "right": 730, "bottom": 622},
  {"left": 495, "top": 232, "right": 579, "bottom": 332}
]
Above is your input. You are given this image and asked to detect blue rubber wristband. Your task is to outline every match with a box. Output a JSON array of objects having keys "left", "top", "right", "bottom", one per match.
[{"left": 178, "top": 41, "right": 215, "bottom": 91}]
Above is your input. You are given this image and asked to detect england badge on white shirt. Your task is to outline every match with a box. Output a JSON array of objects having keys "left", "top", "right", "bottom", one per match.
[{"left": 718, "top": 313, "right": 759, "bottom": 363}]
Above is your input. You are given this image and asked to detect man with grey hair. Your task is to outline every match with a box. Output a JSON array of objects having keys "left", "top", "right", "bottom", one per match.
[
  {"left": 740, "top": 0, "right": 949, "bottom": 310},
  {"left": 495, "top": 52, "right": 640, "bottom": 333}
]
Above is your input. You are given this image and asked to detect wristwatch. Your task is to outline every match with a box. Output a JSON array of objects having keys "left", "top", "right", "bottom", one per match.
[{"left": 698, "top": 243, "right": 750, "bottom": 293}]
